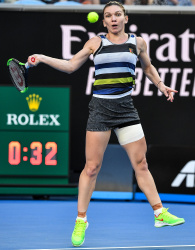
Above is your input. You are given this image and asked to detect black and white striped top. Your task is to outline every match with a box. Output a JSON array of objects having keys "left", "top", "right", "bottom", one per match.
[{"left": 93, "top": 34, "right": 138, "bottom": 99}]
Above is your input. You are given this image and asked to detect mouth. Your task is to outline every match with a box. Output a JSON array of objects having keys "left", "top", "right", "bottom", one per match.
[{"left": 112, "top": 24, "right": 118, "bottom": 28}]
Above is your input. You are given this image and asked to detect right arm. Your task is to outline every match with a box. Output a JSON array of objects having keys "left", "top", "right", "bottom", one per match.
[{"left": 27, "top": 36, "right": 101, "bottom": 74}]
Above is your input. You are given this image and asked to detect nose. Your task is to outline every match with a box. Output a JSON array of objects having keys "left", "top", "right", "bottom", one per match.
[{"left": 111, "top": 14, "right": 117, "bottom": 21}]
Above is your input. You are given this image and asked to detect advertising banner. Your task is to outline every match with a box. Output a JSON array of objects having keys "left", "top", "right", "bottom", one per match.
[{"left": 135, "top": 145, "right": 195, "bottom": 202}]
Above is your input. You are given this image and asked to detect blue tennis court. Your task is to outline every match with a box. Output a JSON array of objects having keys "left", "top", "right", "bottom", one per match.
[{"left": 0, "top": 198, "right": 194, "bottom": 250}]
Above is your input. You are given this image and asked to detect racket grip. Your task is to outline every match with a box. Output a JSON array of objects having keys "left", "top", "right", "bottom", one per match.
[{"left": 25, "top": 62, "right": 30, "bottom": 69}]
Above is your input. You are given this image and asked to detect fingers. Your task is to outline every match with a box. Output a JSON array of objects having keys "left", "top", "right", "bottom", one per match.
[
  {"left": 164, "top": 88, "right": 178, "bottom": 102},
  {"left": 167, "top": 92, "right": 173, "bottom": 102},
  {"left": 27, "top": 55, "right": 39, "bottom": 67}
]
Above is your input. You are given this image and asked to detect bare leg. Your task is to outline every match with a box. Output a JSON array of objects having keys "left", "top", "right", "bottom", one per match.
[
  {"left": 123, "top": 137, "right": 161, "bottom": 207},
  {"left": 77, "top": 130, "right": 111, "bottom": 213}
]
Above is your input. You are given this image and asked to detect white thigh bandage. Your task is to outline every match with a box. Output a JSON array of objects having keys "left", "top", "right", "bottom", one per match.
[{"left": 114, "top": 124, "right": 144, "bottom": 145}]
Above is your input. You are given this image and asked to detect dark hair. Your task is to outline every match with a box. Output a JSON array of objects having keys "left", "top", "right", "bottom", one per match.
[{"left": 103, "top": 1, "right": 126, "bottom": 16}]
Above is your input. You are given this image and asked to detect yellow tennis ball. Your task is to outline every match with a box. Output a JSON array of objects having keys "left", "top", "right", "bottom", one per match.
[{"left": 87, "top": 12, "right": 99, "bottom": 23}]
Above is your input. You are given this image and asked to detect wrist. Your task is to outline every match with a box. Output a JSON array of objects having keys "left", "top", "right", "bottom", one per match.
[
  {"left": 39, "top": 54, "right": 45, "bottom": 63},
  {"left": 157, "top": 80, "right": 164, "bottom": 88}
]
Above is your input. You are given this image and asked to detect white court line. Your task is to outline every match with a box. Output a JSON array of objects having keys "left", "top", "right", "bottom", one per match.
[{"left": 19, "top": 245, "right": 195, "bottom": 250}]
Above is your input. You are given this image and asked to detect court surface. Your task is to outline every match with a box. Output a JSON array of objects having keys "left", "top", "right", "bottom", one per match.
[{"left": 0, "top": 198, "right": 194, "bottom": 250}]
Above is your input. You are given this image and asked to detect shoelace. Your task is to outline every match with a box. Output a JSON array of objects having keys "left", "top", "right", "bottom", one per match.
[
  {"left": 73, "top": 220, "right": 86, "bottom": 236},
  {"left": 162, "top": 208, "right": 178, "bottom": 219}
]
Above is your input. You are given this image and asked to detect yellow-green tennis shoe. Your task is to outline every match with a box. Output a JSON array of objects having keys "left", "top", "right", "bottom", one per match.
[
  {"left": 154, "top": 208, "right": 185, "bottom": 228},
  {"left": 71, "top": 218, "right": 89, "bottom": 247}
]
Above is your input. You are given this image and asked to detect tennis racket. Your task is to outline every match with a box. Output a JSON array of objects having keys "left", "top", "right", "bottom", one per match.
[{"left": 7, "top": 57, "right": 35, "bottom": 93}]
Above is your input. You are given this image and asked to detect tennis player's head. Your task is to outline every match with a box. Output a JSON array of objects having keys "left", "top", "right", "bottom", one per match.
[{"left": 102, "top": 1, "right": 128, "bottom": 32}]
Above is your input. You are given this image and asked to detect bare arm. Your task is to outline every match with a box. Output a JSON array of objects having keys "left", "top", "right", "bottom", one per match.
[
  {"left": 136, "top": 36, "right": 178, "bottom": 102},
  {"left": 27, "top": 36, "right": 101, "bottom": 74}
]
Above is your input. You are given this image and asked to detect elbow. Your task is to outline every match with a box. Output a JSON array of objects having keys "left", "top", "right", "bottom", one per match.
[
  {"left": 66, "top": 62, "right": 76, "bottom": 74},
  {"left": 66, "top": 66, "right": 75, "bottom": 74},
  {"left": 67, "top": 70, "right": 73, "bottom": 74},
  {"left": 143, "top": 65, "right": 150, "bottom": 74}
]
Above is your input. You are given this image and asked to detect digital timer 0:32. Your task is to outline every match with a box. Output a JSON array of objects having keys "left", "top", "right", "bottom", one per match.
[
  {"left": 0, "top": 131, "right": 69, "bottom": 177},
  {"left": 8, "top": 141, "right": 57, "bottom": 166}
]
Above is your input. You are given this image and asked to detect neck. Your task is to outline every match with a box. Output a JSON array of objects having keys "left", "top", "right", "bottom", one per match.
[{"left": 106, "top": 32, "right": 128, "bottom": 44}]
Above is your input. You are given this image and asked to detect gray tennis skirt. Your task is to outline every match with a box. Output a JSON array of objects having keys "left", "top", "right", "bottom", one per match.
[{"left": 86, "top": 94, "right": 141, "bottom": 131}]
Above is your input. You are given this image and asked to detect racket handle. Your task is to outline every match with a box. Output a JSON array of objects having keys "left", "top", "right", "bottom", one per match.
[{"left": 25, "top": 62, "right": 30, "bottom": 69}]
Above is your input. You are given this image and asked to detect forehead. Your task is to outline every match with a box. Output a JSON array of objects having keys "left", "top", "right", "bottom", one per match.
[{"left": 104, "top": 5, "right": 123, "bottom": 15}]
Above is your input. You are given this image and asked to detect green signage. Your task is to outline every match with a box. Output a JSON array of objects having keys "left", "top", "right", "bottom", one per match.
[
  {"left": 0, "top": 86, "right": 69, "bottom": 131},
  {"left": 0, "top": 86, "right": 77, "bottom": 195}
]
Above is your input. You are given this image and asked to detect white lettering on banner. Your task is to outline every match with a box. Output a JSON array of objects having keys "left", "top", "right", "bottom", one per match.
[
  {"left": 143, "top": 77, "right": 153, "bottom": 96},
  {"left": 49, "top": 114, "right": 60, "bottom": 126},
  {"left": 171, "top": 161, "right": 195, "bottom": 188},
  {"left": 6, "top": 114, "right": 60, "bottom": 126},
  {"left": 131, "top": 68, "right": 142, "bottom": 96},
  {"left": 7, "top": 114, "right": 17, "bottom": 125},
  {"left": 156, "top": 34, "right": 177, "bottom": 62},
  {"left": 140, "top": 33, "right": 158, "bottom": 60},
  {"left": 179, "top": 29, "right": 195, "bottom": 62},
  {"left": 88, "top": 32, "right": 96, "bottom": 61},
  {"left": 85, "top": 67, "right": 195, "bottom": 97},
  {"left": 61, "top": 25, "right": 105, "bottom": 60},
  {"left": 192, "top": 78, "right": 195, "bottom": 96},
  {"left": 39, "top": 114, "right": 49, "bottom": 126},
  {"left": 60, "top": 25, "right": 87, "bottom": 60},
  {"left": 86, "top": 67, "right": 95, "bottom": 95},
  {"left": 170, "top": 68, "right": 181, "bottom": 91},
  {"left": 131, "top": 25, "right": 195, "bottom": 62},
  {"left": 60, "top": 25, "right": 195, "bottom": 97},
  {"left": 29, "top": 114, "right": 39, "bottom": 125},
  {"left": 180, "top": 68, "right": 193, "bottom": 97},
  {"left": 18, "top": 114, "right": 29, "bottom": 126}
]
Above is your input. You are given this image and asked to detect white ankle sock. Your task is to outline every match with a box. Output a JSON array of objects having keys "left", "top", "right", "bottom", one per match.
[
  {"left": 154, "top": 208, "right": 163, "bottom": 217},
  {"left": 77, "top": 216, "right": 87, "bottom": 222},
  {"left": 154, "top": 207, "right": 163, "bottom": 217}
]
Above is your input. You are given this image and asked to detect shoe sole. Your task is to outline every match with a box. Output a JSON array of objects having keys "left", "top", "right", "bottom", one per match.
[
  {"left": 72, "top": 222, "right": 89, "bottom": 247},
  {"left": 72, "top": 238, "right": 85, "bottom": 247},
  {"left": 155, "top": 220, "right": 185, "bottom": 228}
]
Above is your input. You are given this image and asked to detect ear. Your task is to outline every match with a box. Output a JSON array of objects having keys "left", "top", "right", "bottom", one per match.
[{"left": 125, "top": 15, "right": 128, "bottom": 24}]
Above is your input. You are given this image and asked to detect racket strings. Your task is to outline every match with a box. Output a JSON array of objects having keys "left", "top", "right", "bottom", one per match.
[{"left": 9, "top": 60, "right": 26, "bottom": 91}]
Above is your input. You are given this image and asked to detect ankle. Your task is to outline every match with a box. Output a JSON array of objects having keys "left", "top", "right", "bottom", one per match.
[
  {"left": 152, "top": 202, "right": 163, "bottom": 211},
  {"left": 78, "top": 211, "right": 87, "bottom": 218}
]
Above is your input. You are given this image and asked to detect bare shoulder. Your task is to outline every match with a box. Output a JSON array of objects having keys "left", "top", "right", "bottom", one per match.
[
  {"left": 136, "top": 36, "right": 147, "bottom": 54},
  {"left": 84, "top": 36, "right": 102, "bottom": 54}
]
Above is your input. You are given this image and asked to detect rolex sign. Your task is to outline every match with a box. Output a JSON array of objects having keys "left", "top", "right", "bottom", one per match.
[{"left": 0, "top": 87, "right": 70, "bottom": 131}]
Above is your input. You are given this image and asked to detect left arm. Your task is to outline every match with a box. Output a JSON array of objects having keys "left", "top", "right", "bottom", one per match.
[{"left": 136, "top": 36, "right": 178, "bottom": 102}]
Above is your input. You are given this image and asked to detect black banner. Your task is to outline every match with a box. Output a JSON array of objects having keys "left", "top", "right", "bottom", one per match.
[
  {"left": 147, "top": 145, "right": 195, "bottom": 195},
  {"left": 1, "top": 8, "right": 195, "bottom": 189}
]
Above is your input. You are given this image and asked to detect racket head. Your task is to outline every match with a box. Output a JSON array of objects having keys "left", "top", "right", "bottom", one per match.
[{"left": 7, "top": 58, "right": 28, "bottom": 93}]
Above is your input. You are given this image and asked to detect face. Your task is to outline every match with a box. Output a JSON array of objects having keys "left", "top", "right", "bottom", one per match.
[{"left": 103, "top": 5, "right": 128, "bottom": 34}]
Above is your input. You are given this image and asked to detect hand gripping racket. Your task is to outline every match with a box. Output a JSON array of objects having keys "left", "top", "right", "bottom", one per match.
[{"left": 7, "top": 57, "right": 35, "bottom": 93}]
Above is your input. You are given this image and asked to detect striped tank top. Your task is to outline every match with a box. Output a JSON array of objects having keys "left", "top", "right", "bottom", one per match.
[{"left": 93, "top": 34, "right": 138, "bottom": 99}]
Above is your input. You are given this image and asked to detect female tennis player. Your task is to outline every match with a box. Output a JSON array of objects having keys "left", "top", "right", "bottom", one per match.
[{"left": 28, "top": 1, "right": 185, "bottom": 247}]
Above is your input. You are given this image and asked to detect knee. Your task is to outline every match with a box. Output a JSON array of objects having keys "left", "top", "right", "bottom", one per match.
[
  {"left": 84, "top": 161, "right": 101, "bottom": 178},
  {"left": 135, "top": 157, "right": 148, "bottom": 173}
]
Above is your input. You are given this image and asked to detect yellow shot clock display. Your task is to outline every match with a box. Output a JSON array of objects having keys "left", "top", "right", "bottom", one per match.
[{"left": 0, "top": 86, "right": 76, "bottom": 195}]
